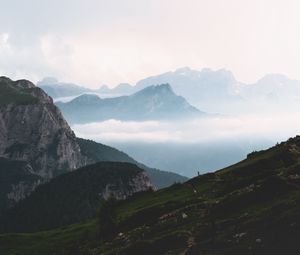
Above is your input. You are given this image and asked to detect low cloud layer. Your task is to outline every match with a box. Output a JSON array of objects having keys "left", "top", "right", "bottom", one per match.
[{"left": 72, "top": 114, "right": 300, "bottom": 144}]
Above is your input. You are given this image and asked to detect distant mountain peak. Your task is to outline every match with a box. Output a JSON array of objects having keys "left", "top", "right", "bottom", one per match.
[
  {"left": 134, "top": 83, "right": 173, "bottom": 96},
  {"left": 257, "top": 73, "right": 291, "bottom": 84},
  {"left": 39, "top": 77, "right": 59, "bottom": 84},
  {"left": 57, "top": 83, "right": 204, "bottom": 123},
  {"left": 175, "top": 66, "right": 192, "bottom": 74},
  {"left": 71, "top": 93, "right": 101, "bottom": 103}
]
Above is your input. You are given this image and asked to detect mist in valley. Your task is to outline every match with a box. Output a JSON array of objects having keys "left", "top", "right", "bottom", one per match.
[{"left": 71, "top": 112, "right": 300, "bottom": 177}]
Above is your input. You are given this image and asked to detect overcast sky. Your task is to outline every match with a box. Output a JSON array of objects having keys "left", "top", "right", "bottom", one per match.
[{"left": 1, "top": 0, "right": 300, "bottom": 88}]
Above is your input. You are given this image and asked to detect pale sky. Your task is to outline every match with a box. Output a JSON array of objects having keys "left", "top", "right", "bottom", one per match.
[{"left": 1, "top": 0, "right": 300, "bottom": 88}]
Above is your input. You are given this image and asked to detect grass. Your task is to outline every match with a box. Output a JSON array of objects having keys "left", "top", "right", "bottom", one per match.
[
  {"left": 2, "top": 138, "right": 300, "bottom": 254},
  {"left": 0, "top": 79, "right": 37, "bottom": 105},
  {"left": 0, "top": 220, "right": 97, "bottom": 255}
]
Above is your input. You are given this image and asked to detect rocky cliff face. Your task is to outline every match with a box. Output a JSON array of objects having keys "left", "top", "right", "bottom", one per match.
[
  {"left": 101, "top": 171, "right": 152, "bottom": 200},
  {"left": 0, "top": 77, "right": 83, "bottom": 179},
  {"left": 0, "top": 77, "right": 153, "bottom": 214}
]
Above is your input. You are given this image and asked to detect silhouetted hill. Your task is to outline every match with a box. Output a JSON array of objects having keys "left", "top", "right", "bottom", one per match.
[
  {"left": 0, "top": 162, "right": 151, "bottom": 233},
  {"left": 77, "top": 138, "right": 188, "bottom": 189},
  {"left": 0, "top": 158, "right": 42, "bottom": 215},
  {"left": 3, "top": 136, "right": 300, "bottom": 254}
]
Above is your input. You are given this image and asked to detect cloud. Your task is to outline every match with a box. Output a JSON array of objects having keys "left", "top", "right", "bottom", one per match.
[
  {"left": 2, "top": 0, "right": 300, "bottom": 87},
  {"left": 72, "top": 114, "right": 300, "bottom": 144},
  {"left": 0, "top": 33, "right": 76, "bottom": 82}
]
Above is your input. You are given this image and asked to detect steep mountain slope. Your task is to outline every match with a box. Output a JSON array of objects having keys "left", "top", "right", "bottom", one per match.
[
  {"left": 0, "top": 77, "right": 187, "bottom": 212},
  {"left": 3, "top": 136, "right": 300, "bottom": 254},
  {"left": 0, "top": 77, "right": 85, "bottom": 212},
  {"left": 77, "top": 138, "right": 188, "bottom": 189},
  {"left": 0, "top": 162, "right": 152, "bottom": 233},
  {"left": 56, "top": 84, "right": 204, "bottom": 124},
  {"left": 0, "top": 76, "right": 83, "bottom": 179},
  {"left": 0, "top": 158, "right": 42, "bottom": 215}
]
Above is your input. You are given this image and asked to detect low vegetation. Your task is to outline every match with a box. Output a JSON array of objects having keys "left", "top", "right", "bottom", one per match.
[
  {"left": 0, "top": 78, "right": 37, "bottom": 105},
  {"left": 2, "top": 137, "right": 300, "bottom": 254},
  {"left": 0, "top": 162, "right": 147, "bottom": 233}
]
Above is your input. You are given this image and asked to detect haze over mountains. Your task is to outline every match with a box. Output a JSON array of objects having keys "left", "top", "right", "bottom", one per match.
[
  {"left": 38, "top": 67, "right": 300, "bottom": 177},
  {"left": 3, "top": 61, "right": 300, "bottom": 255},
  {"left": 37, "top": 77, "right": 94, "bottom": 99},
  {"left": 135, "top": 68, "right": 300, "bottom": 114},
  {"left": 0, "top": 77, "right": 187, "bottom": 216},
  {"left": 56, "top": 84, "right": 204, "bottom": 124},
  {"left": 39, "top": 67, "right": 300, "bottom": 114}
]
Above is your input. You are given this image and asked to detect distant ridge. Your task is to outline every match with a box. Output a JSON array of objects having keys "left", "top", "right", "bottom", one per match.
[
  {"left": 56, "top": 83, "right": 205, "bottom": 124},
  {"left": 0, "top": 77, "right": 188, "bottom": 215}
]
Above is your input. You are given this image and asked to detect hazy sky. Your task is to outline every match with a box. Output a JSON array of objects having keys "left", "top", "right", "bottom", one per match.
[{"left": 1, "top": 0, "right": 300, "bottom": 88}]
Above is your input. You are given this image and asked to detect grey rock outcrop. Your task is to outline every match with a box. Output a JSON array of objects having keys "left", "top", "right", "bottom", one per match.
[
  {"left": 0, "top": 77, "right": 83, "bottom": 179},
  {"left": 0, "top": 77, "right": 189, "bottom": 217},
  {"left": 102, "top": 171, "right": 152, "bottom": 200},
  {"left": 0, "top": 77, "right": 155, "bottom": 214}
]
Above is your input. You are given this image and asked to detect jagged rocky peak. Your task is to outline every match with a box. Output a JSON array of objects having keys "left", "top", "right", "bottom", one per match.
[{"left": 0, "top": 77, "right": 83, "bottom": 179}]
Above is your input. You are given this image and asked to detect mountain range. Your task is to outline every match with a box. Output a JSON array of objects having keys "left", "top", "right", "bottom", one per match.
[
  {"left": 2, "top": 74, "right": 300, "bottom": 254},
  {"left": 37, "top": 77, "right": 93, "bottom": 98},
  {"left": 39, "top": 67, "right": 300, "bottom": 114},
  {"left": 0, "top": 76, "right": 187, "bottom": 215},
  {"left": 56, "top": 84, "right": 204, "bottom": 124}
]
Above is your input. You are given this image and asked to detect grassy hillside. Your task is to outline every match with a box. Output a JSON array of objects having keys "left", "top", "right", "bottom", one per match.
[
  {"left": 0, "top": 77, "right": 37, "bottom": 105},
  {"left": 2, "top": 137, "right": 300, "bottom": 254},
  {"left": 0, "top": 162, "right": 150, "bottom": 233},
  {"left": 77, "top": 138, "right": 188, "bottom": 189},
  {"left": 0, "top": 158, "right": 42, "bottom": 215}
]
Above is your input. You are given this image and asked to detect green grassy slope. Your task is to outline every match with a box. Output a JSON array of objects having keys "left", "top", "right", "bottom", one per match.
[
  {"left": 2, "top": 137, "right": 300, "bottom": 254},
  {"left": 0, "top": 77, "right": 37, "bottom": 105},
  {"left": 0, "top": 158, "right": 42, "bottom": 215},
  {"left": 0, "top": 162, "right": 149, "bottom": 233},
  {"left": 77, "top": 138, "right": 188, "bottom": 189}
]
